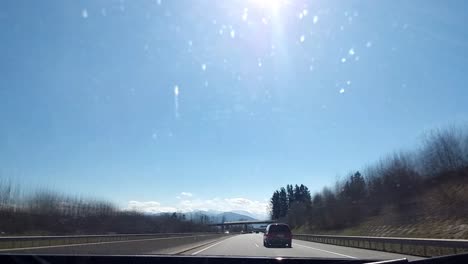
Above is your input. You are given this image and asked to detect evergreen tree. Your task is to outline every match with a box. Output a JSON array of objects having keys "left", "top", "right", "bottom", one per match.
[
  {"left": 286, "top": 184, "right": 295, "bottom": 206},
  {"left": 279, "top": 188, "right": 288, "bottom": 217},
  {"left": 270, "top": 191, "right": 280, "bottom": 219}
]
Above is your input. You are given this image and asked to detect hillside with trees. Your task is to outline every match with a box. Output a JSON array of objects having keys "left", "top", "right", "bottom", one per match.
[{"left": 269, "top": 126, "right": 468, "bottom": 239}]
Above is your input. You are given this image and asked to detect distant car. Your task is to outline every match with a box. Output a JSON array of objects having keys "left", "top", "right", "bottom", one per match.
[
  {"left": 224, "top": 230, "right": 229, "bottom": 234},
  {"left": 263, "top": 223, "right": 292, "bottom": 248},
  {"left": 255, "top": 230, "right": 259, "bottom": 234}
]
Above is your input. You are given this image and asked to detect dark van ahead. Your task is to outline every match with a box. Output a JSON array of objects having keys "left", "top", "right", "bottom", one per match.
[{"left": 263, "top": 223, "right": 292, "bottom": 248}]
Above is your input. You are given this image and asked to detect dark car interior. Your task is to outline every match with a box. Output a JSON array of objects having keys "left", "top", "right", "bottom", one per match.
[{"left": 1, "top": 253, "right": 468, "bottom": 264}]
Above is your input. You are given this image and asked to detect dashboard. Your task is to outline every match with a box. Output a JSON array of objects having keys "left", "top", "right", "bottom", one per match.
[{"left": 1, "top": 253, "right": 467, "bottom": 264}]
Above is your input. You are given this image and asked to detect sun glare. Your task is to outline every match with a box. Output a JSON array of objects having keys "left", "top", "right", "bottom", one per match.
[{"left": 249, "top": 0, "right": 287, "bottom": 15}]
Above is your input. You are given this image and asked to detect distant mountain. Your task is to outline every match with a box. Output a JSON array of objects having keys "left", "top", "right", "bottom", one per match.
[
  {"left": 151, "top": 210, "right": 263, "bottom": 223},
  {"left": 230, "top": 210, "right": 268, "bottom": 220},
  {"left": 180, "top": 210, "right": 257, "bottom": 222},
  {"left": 216, "top": 212, "right": 256, "bottom": 222}
]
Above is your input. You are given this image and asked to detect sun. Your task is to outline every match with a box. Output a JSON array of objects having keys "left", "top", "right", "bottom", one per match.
[{"left": 249, "top": 0, "right": 287, "bottom": 15}]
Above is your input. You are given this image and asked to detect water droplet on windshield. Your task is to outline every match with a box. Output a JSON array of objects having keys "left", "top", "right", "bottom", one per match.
[
  {"left": 174, "top": 85, "right": 180, "bottom": 119},
  {"left": 242, "top": 8, "right": 248, "bottom": 21}
]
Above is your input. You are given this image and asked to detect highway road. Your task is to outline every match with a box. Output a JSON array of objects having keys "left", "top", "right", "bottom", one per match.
[
  {"left": 184, "top": 234, "right": 424, "bottom": 261},
  {"left": 1, "top": 233, "right": 423, "bottom": 261}
]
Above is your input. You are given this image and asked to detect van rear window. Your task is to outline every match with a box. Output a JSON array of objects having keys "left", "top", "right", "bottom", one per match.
[{"left": 269, "top": 225, "right": 290, "bottom": 233}]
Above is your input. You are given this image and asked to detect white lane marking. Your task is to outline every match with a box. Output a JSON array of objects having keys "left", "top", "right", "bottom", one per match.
[
  {"left": 0, "top": 235, "right": 198, "bottom": 252},
  {"left": 168, "top": 238, "right": 223, "bottom": 254},
  {"left": 255, "top": 243, "right": 259, "bottom": 247},
  {"left": 294, "top": 243, "right": 356, "bottom": 259},
  {"left": 191, "top": 236, "right": 235, "bottom": 255}
]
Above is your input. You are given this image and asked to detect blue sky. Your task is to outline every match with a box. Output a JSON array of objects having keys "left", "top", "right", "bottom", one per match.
[{"left": 1, "top": 0, "right": 467, "bottom": 217}]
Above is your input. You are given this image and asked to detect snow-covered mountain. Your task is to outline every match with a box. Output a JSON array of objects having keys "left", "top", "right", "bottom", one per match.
[
  {"left": 153, "top": 209, "right": 269, "bottom": 223},
  {"left": 180, "top": 210, "right": 257, "bottom": 222},
  {"left": 230, "top": 210, "right": 269, "bottom": 220}
]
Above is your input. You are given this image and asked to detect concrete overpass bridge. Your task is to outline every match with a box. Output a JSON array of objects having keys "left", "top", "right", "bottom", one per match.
[{"left": 208, "top": 220, "right": 275, "bottom": 232}]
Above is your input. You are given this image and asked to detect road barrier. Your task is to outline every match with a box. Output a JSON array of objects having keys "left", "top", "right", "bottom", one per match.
[
  {"left": 0, "top": 233, "right": 226, "bottom": 251},
  {"left": 294, "top": 234, "right": 468, "bottom": 257}
]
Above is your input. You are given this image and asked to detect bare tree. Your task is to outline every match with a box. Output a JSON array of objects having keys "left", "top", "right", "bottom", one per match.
[{"left": 421, "top": 127, "right": 466, "bottom": 177}]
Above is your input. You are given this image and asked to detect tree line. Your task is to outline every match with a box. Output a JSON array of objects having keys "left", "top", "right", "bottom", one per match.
[
  {"left": 270, "top": 184, "right": 312, "bottom": 228},
  {"left": 269, "top": 126, "right": 468, "bottom": 230},
  {"left": 0, "top": 184, "right": 214, "bottom": 235}
]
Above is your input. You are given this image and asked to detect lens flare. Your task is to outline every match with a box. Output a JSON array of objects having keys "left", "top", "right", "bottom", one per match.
[{"left": 249, "top": 0, "right": 286, "bottom": 15}]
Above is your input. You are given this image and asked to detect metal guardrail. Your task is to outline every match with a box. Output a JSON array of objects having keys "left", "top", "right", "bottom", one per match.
[
  {"left": 294, "top": 234, "right": 468, "bottom": 257},
  {"left": 0, "top": 233, "right": 221, "bottom": 250}
]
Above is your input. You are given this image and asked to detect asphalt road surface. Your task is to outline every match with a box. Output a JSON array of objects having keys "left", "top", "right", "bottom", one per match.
[
  {"left": 1, "top": 234, "right": 424, "bottom": 261},
  {"left": 183, "top": 234, "right": 424, "bottom": 261},
  {"left": 0, "top": 235, "right": 224, "bottom": 255}
]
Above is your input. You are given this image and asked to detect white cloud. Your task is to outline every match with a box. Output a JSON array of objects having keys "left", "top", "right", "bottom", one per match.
[
  {"left": 126, "top": 197, "right": 268, "bottom": 218},
  {"left": 180, "top": 192, "right": 193, "bottom": 198},
  {"left": 126, "top": 201, "right": 177, "bottom": 213}
]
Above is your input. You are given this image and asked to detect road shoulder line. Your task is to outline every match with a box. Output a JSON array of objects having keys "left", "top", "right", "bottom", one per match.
[
  {"left": 0, "top": 235, "right": 198, "bottom": 252},
  {"left": 294, "top": 243, "right": 356, "bottom": 259},
  {"left": 172, "top": 236, "right": 230, "bottom": 255},
  {"left": 191, "top": 235, "right": 237, "bottom": 255}
]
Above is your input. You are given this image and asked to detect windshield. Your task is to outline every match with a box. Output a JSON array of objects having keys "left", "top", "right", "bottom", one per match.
[{"left": 1, "top": 0, "right": 467, "bottom": 261}]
